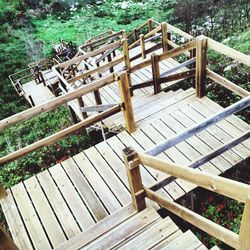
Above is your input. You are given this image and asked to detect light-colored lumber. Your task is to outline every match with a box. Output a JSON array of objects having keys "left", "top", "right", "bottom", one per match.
[
  {"left": 145, "top": 188, "right": 238, "bottom": 249},
  {"left": 237, "top": 196, "right": 250, "bottom": 249},
  {"left": 11, "top": 183, "right": 52, "bottom": 249},
  {"left": 140, "top": 152, "right": 250, "bottom": 202},
  {"left": 207, "top": 69, "right": 250, "bottom": 97},
  {"left": 207, "top": 37, "right": 250, "bottom": 67}
]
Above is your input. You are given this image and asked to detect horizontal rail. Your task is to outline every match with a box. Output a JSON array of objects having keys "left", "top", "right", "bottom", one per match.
[
  {"left": 139, "top": 152, "right": 250, "bottom": 203},
  {"left": 145, "top": 188, "right": 238, "bottom": 248},
  {"left": 0, "top": 105, "right": 121, "bottom": 166},
  {"left": 207, "top": 37, "right": 250, "bottom": 67},
  {"left": 57, "top": 40, "right": 122, "bottom": 68},
  {"left": 68, "top": 55, "right": 124, "bottom": 84},
  {"left": 85, "top": 30, "right": 113, "bottom": 43},
  {"left": 146, "top": 95, "right": 250, "bottom": 156},
  {"left": 207, "top": 69, "right": 250, "bottom": 97},
  {"left": 166, "top": 23, "right": 193, "bottom": 40},
  {"left": 0, "top": 74, "right": 116, "bottom": 131}
]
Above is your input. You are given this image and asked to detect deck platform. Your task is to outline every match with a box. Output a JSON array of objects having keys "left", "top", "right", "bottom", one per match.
[{"left": 1, "top": 87, "right": 249, "bottom": 249}]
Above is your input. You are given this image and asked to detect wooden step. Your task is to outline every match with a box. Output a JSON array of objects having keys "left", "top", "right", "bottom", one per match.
[{"left": 155, "top": 230, "right": 205, "bottom": 250}]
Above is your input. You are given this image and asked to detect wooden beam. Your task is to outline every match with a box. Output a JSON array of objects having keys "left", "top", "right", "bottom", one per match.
[
  {"left": 159, "top": 69, "right": 195, "bottom": 84},
  {"left": 166, "top": 23, "right": 193, "bottom": 40},
  {"left": 145, "top": 188, "right": 238, "bottom": 249},
  {"left": 123, "top": 147, "right": 146, "bottom": 212},
  {"left": 207, "top": 69, "right": 250, "bottom": 98},
  {"left": 140, "top": 35, "right": 146, "bottom": 59},
  {"left": 139, "top": 152, "right": 250, "bottom": 203},
  {"left": 161, "top": 22, "right": 168, "bottom": 52},
  {"left": 0, "top": 105, "right": 121, "bottom": 165},
  {"left": 145, "top": 92, "right": 250, "bottom": 157},
  {"left": 238, "top": 196, "right": 250, "bottom": 249},
  {"left": 80, "top": 104, "right": 117, "bottom": 113},
  {"left": 117, "top": 72, "right": 135, "bottom": 133},
  {"left": 0, "top": 225, "right": 19, "bottom": 250},
  {"left": 0, "top": 184, "right": 7, "bottom": 199},
  {"left": 0, "top": 74, "right": 115, "bottom": 132},
  {"left": 195, "top": 35, "right": 207, "bottom": 98},
  {"left": 207, "top": 37, "right": 250, "bottom": 67},
  {"left": 151, "top": 53, "right": 161, "bottom": 94},
  {"left": 131, "top": 81, "right": 153, "bottom": 91}
]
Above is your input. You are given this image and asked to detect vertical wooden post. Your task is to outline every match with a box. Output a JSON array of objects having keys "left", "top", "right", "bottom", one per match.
[
  {"left": 94, "top": 90, "right": 102, "bottom": 106},
  {"left": 117, "top": 72, "right": 136, "bottom": 133},
  {"left": 133, "top": 28, "right": 137, "bottom": 41},
  {"left": 0, "top": 184, "right": 7, "bottom": 199},
  {"left": 148, "top": 19, "right": 153, "bottom": 32},
  {"left": 69, "top": 106, "right": 78, "bottom": 124},
  {"left": 151, "top": 53, "right": 161, "bottom": 94},
  {"left": 123, "top": 147, "right": 146, "bottom": 212},
  {"left": 0, "top": 225, "right": 19, "bottom": 250},
  {"left": 195, "top": 35, "right": 207, "bottom": 98},
  {"left": 107, "top": 53, "right": 114, "bottom": 73},
  {"left": 140, "top": 34, "right": 146, "bottom": 59},
  {"left": 77, "top": 97, "right": 88, "bottom": 119},
  {"left": 161, "top": 22, "right": 168, "bottom": 53},
  {"left": 237, "top": 196, "right": 250, "bottom": 250}
]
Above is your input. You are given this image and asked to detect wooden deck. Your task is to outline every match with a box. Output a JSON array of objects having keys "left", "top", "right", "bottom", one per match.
[{"left": 1, "top": 86, "right": 249, "bottom": 249}]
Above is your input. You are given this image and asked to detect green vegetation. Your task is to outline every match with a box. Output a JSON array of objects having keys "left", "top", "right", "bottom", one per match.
[{"left": 0, "top": 0, "right": 249, "bottom": 246}]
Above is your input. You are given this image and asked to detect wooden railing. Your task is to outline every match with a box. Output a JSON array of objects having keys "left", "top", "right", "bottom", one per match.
[{"left": 123, "top": 95, "right": 250, "bottom": 249}]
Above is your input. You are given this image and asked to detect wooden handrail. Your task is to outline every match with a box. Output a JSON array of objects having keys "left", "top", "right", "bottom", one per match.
[
  {"left": 207, "top": 37, "right": 250, "bottom": 67},
  {"left": 0, "top": 74, "right": 116, "bottom": 131},
  {"left": 207, "top": 69, "right": 250, "bottom": 97},
  {"left": 145, "top": 95, "right": 250, "bottom": 156},
  {"left": 145, "top": 188, "right": 238, "bottom": 248},
  {"left": 166, "top": 23, "right": 193, "bottom": 40}
]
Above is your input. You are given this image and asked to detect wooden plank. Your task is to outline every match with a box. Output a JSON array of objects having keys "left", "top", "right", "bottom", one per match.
[
  {"left": 84, "top": 208, "right": 160, "bottom": 250},
  {"left": 25, "top": 176, "right": 67, "bottom": 248},
  {"left": 84, "top": 146, "right": 131, "bottom": 206},
  {"left": 0, "top": 190, "right": 33, "bottom": 250},
  {"left": 73, "top": 152, "right": 122, "bottom": 213},
  {"left": 207, "top": 37, "right": 250, "bottom": 67},
  {"left": 56, "top": 203, "right": 136, "bottom": 250},
  {"left": 207, "top": 69, "right": 249, "bottom": 98},
  {"left": 167, "top": 23, "right": 193, "bottom": 40},
  {"left": 11, "top": 183, "right": 52, "bottom": 249},
  {"left": 49, "top": 164, "right": 95, "bottom": 230},
  {"left": 145, "top": 189, "right": 238, "bottom": 249},
  {"left": 37, "top": 171, "right": 81, "bottom": 238},
  {"left": 118, "top": 217, "right": 179, "bottom": 250},
  {"left": 61, "top": 158, "right": 108, "bottom": 221},
  {"left": 145, "top": 95, "right": 250, "bottom": 156}
]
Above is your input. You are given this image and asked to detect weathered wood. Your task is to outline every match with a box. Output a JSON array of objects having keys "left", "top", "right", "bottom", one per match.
[
  {"left": 207, "top": 37, "right": 250, "bottom": 67},
  {"left": 117, "top": 72, "right": 136, "bottom": 133},
  {"left": 237, "top": 196, "right": 250, "bottom": 249},
  {"left": 0, "top": 74, "right": 115, "bottom": 131},
  {"left": 0, "top": 105, "right": 121, "bottom": 165},
  {"left": 148, "top": 19, "right": 153, "bottom": 31},
  {"left": 195, "top": 36, "right": 207, "bottom": 98},
  {"left": 131, "top": 81, "right": 153, "bottom": 91},
  {"left": 94, "top": 90, "right": 102, "bottom": 105},
  {"left": 207, "top": 69, "right": 250, "bottom": 98},
  {"left": 80, "top": 104, "right": 117, "bottom": 113},
  {"left": 0, "top": 184, "right": 7, "bottom": 199},
  {"left": 145, "top": 188, "right": 238, "bottom": 248},
  {"left": 140, "top": 35, "right": 146, "bottom": 59},
  {"left": 77, "top": 97, "right": 87, "bottom": 119},
  {"left": 0, "top": 225, "right": 19, "bottom": 250},
  {"left": 151, "top": 53, "right": 161, "bottom": 94},
  {"left": 166, "top": 23, "right": 193, "bottom": 40},
  {"left": 146, "top": 95, "right": 250, "bottom": 156},
  {"left": 123, "top": 147, "right": 146, "bottom": 212},
  {"left": 161, "top": 22, "right": 168, "bottom": 52},
  {"left": 140, "top": 152, "right": 250, "bottom": 203}
]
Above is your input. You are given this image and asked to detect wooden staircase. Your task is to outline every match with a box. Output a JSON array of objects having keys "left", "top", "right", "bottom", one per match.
[{"left": 56, "top": 205, "right": 210, "bottom": 250}]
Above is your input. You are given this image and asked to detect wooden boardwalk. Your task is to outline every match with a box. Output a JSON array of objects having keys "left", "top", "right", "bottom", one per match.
[{"left": 1, "top": 87, "right": 249, "bottom": 249}]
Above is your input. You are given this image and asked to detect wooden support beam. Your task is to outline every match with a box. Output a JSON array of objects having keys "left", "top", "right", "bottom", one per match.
[
  {"left": 0, "top": 225, "right": 19, "bottom": 250},
  {"left": 146, "top": 95, "right": 250, "bottom": 156},
  {"left": 151, "top": 53, "right": 161, "bottom": 94},
  {"left": 140, "top": 34, "right": 146, "bottom": 59},
  {"left": 139, "top": 152, "right": 250, "bottom": 203},
  {"left": 238, "top": 196, "right": 250, "bottom": 249},
  {"left": 69, "top": 106, "right": 79, "bottom": 124},
  {"left": 195, "top": 35, "right": 207, "bottom": 98},
  {"left": 77, "top": 97, "right": 88, "bottom": 119},
  {"left": 148, "top": 19, "right": 153, "bottom": 31},
  {"left": 145, "top": 188, "right": 238, "bottom": 249},
  {"left": 0, "top": 105, "right": 121, "bottom": 165},
  {"left": 0, "top": 184, "right": 7, "bottom": 199},
  {"left": 161, "top": 22, "right": 168, "bottom": 52},
  {"left": 117, "top": 72, "right": 136, "bottom": 133},
  {"left": 94, "top": 90, "right": 102, "bottom": 105},
  {"left": 123, "top": 147, "right": 146, "bottom": 212},
  {"left": 80, "top": 104, "right": 117, "bottom": 113}
]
